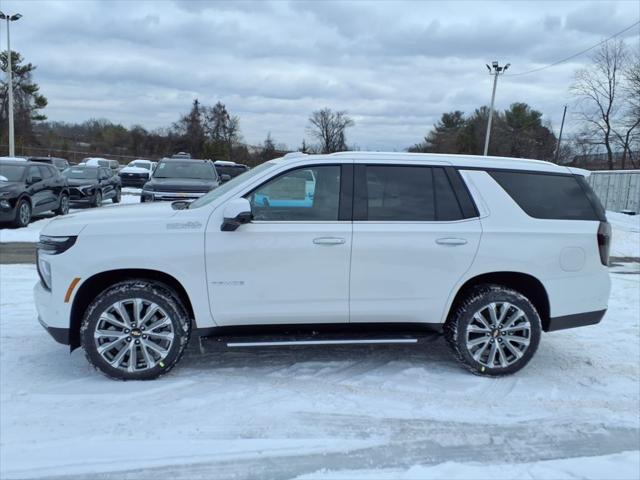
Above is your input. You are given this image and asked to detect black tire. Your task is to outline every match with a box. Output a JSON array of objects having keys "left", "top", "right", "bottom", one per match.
[
  {"left": 55, "top": 193, "right": 70, "bottom": 215},
  {"left": 80, "top": 280, "right": 191, "bottom": 380},
  {"left": 444, "top": 284, "right": 541, "bottom": 377},
  {"left": 13, "top": 198, "right": 32, "bottom": 227},
  {"left": 112, "top": 188, "right": 121, "bottom": 204},
  {"left": 92, "top": 190, "right": 102, "bottom": 208}
]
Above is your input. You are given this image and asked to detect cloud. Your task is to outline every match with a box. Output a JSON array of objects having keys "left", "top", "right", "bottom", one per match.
[{"left": 3, "top": 0, "right": 638, "bottom": 150}]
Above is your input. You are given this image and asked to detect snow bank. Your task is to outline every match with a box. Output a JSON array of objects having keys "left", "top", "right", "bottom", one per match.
[
  {"left": 607, "top": 211, "right": 640, "bottom": 258},
  {"left": 0, "top": 195, "right": 140, "bottom": 243},
  {"left": 297, "top": 451, "right": 640, "bottom": 479},
  {"left": 1, "top": 265, "right": 638, "bottom": 478}
]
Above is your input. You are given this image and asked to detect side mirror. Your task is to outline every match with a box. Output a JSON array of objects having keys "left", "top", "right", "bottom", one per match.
[
  {"left": 221, "top": 174, "right": 231, "bottom": 183},
  {"left": 221, "top": 197, "right": 252, "bottom": 232}
]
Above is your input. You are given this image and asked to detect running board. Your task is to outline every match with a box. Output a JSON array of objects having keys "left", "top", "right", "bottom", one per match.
[{"left": 226, "top": 338, "right": 419, "bottom": 348}]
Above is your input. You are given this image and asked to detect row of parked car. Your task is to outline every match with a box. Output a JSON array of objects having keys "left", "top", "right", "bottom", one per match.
[{"left": 0, "top": 154, "right": 250, "bottom": 227}]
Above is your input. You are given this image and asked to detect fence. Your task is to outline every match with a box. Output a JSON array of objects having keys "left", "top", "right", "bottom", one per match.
[{"left": 587, "top": 170, "right": 640, "bottom": 213}]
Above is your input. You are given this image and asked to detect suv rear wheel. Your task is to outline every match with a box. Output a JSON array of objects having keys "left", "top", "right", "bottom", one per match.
[
  {"left": 80, "top": 280, "right": 191, "bottom": 380},
  {"left": 55, "top": 193, "right": 69, "bottom": 215},
  {"left": 112, "top": 187, "right": 121, "bottom": 204},
  {"left": 444, "top": 285, "right": 541, "bottom": 376}
]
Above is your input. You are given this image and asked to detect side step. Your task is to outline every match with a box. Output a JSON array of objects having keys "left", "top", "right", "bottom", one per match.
[{"left": 226, "top": 338, "right": 419, "bottom": 348}]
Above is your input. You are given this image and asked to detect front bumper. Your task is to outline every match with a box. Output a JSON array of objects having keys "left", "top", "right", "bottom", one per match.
[
  {"left": 141, "top": 191, "right": 207, "bottom": 202},
  {"left": 38, "top": 316, "right": 70, "bottom": 344},
  {"left": 69, "top": 187, "right": 97, "bottom": 203}
]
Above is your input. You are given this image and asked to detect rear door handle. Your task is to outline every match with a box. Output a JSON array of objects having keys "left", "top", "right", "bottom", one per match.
[
  {"left": 436, "top": 237, "right": 468, "bottom": 246},
  {"left": 313, "top": 237, "right": 346, "bottom": 245}
]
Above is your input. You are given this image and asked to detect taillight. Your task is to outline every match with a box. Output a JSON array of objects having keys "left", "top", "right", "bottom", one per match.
[{"left": 597, "top": 222, "right": 611, "bottom": 266}]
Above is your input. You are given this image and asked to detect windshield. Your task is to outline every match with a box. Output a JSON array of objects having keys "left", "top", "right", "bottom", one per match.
[
  {"left": 190, "top": 161, "right": 276, "bottom": 209},
  {"left": 153, "top": 161, "right": 215, "bottom": 180},
  {"left": 0, "top": 164, "right": 26, "bottom": 182},
  {"left": 63, "top": 167, "right": 98, "bottom": 180},
  {"left": 129, "top": 161, "right": 151, "bottom": 170}
]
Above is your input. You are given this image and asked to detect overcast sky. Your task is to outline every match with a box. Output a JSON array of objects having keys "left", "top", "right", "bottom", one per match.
[{"left": 1, "top": 0, "right": 638, "bottom": 150}]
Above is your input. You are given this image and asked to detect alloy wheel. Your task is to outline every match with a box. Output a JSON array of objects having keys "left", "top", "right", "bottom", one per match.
[
  {"left": 93, "top": 299, "right": 175, "bottom": 373},
  {"left": 19, "top": 202, "right": 31, "bottom": 226},
  {"left": 60, "top": 195, "right": 69, "bottom": 214},
  {"left": 465, "top": 302, "right": 531, "bottom": 369}
]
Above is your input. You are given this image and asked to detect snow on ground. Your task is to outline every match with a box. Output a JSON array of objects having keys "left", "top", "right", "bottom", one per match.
[
  {"left": 296, "top": 451, "right": 640, "bottom": 479},
  {"left": 0, "top": 194, "right": 140, "bottom": 243},
  {"left": 608, "top": 211, "right": 640, "bottom": 258},
  {"left": 1, "top": 262, "right": 638, "bottom": 479}
]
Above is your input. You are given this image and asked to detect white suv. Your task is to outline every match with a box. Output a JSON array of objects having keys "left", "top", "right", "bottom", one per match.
[{"left": 34, "top": 152, "right": 611, "bottom": 380}]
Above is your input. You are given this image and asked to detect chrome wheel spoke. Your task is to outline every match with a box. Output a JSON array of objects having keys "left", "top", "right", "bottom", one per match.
[
  {"left": 503, "top": 339, "right": 524, "bottom": 360},
  {"left": 109, "top": 342, "right": 130, "bottom": 367},
  {"left": 140, "top": 306, "right": 160, "bottom": 328},
  {"left": 142, "top": 339, "right": 169, "bottom": 357},
  {"left": 99, "top": 312, "right": 127, "bottom": 329},
  {"left": 147, "top": 331, "right": 174, "bottom": 342},
  {"left": 140, "top": 343, "right": 156, "bottom": 369},
  {"left": 502, "top": 311, "right": 524, "bottom": 330},
  {"left": 146, "top": 317, "right": 170, "bottom": 332},
  {"left": 472, "top": 312, "right": 491, "bottom": 330},
  {"left": 496, "top": 342, "right": 508, "bottom": 367},
  {"left": 127, "top": 344, "right": 138, "bottom": 372},
  {"left": 504, "top": 335, "right": 530, "bottom": 346},
  {"left": 133, "top": 299, "right": 143, "bottom": 326},
  {"left": 467, "top": 325, "right": 490, "bottom": 333},
  {"left": 467, "top": 336, "right": 490, "bottom": 347},
  {"left": 97, "top": 336, "right": 126, "bottom": 354},
  {"left": 114, "top": 301, "right": 132, "bottom": 327},
  {"left": 472, "top": 339, "right": 491, "bottom": 361}
]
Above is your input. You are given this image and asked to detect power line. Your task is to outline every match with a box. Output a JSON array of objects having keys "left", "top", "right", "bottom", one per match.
[{"left": 507, "top": 20, "right": 640, "bottom": 77}]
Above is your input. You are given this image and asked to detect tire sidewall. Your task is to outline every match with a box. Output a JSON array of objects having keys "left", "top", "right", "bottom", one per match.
[
  {"left": 58, "top": 193, "right": 69, "bottom": 215},
  {"left": 451, "top": 287, "right": 541, "bottom": 376},
  {"left": 80, "top": 282, "right": 190, "bottom": 380},
  {"left": 94, "top": 191, "right": 102, "bottom": 207}
]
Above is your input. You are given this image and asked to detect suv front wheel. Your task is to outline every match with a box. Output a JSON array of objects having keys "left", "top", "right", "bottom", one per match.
[
  {"left": 80, "top": 280, "right": 191, "bottom": 380},
  {"left": 444, "top": 285, "right": 541, "bottom": 376}
]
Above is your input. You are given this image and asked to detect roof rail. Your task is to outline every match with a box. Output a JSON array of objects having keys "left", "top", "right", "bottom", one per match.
[{"left": 282, "top": 152, "right": 307, "bottom": 159}]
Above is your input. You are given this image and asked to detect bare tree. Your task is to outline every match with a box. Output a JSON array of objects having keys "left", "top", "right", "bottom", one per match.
[
  {"left": 307, "top": 108, "right": 354, "bottom": 153},
  {"left": 571, "top": 40, "right": 627, "bottom": 170},
  {"left": 613, "top": 52, "right": 640, "bottom": 168}
]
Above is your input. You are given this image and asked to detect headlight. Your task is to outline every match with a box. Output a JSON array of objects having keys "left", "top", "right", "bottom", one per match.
[
  {"left": 79, "top": 185, "right": 95, "bottom": 195},
  {"left": 37, "top": 235, "right": 77, "bottom": 255},
  {"left": 37, "top": 253, "right": 52, "bottom": 291},
  {"left": 0, "top": 191, "right": 11, "bottom": 198}
]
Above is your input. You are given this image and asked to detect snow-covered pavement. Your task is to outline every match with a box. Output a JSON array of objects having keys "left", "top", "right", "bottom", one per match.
[{"left": 1, "top": 262, "right": 639, "bottom": 479}]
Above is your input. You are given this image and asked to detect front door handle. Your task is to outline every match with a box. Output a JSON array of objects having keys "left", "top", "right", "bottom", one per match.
[
  {"left": 313, "top": 237, "right": 346, "bottom": 245},
  {"left": 436, "top": 237, "right": 468, "bottom": 246}
]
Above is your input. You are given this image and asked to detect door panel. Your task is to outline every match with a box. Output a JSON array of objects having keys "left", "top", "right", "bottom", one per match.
[
  {"left": 206, "top": 222, "right": 352, "bottom": 326},
  {"left": 205, "top": 164, "right": 352, "bottom": 326},
  {"left": 27, "top": 166, "right": 47, "bottom": 213},
  {"left": 350, "top": 164, "right": 481, "bottom": 324},
  {"left": 350, "top": 220, "right": 481, "bottom": 323}
]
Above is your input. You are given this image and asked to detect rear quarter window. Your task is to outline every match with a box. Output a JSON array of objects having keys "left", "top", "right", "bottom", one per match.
[{"left": 489, "top": 171, "right": 604, "bottom": 221}]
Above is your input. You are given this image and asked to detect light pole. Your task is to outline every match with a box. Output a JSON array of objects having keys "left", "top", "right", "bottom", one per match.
[
  {"left": 483, "top": 61, "right": 510, "bottom": 156},
  {"left": 0, "top": 11, "right": 22, "bottom": 157}
]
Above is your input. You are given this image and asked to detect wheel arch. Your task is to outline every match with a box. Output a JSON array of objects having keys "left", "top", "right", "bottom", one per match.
[
  {"left": 69, "top": 269, "right": 195, "bottom": 350},
  {"left": 447, "top": 271, "right": 551, "bottom": 331}
]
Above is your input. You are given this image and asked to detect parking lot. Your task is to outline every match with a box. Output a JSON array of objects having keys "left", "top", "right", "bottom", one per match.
[{"left": 0, "top": 199, "right": 639, "bottom": 479}]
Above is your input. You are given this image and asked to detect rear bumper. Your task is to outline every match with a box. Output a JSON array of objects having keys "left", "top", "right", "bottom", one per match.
[{"left": 546, "top": 309, "right": 606, "bottom": 332}]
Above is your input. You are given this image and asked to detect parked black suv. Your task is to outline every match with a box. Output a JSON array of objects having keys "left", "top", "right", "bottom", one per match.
[
  {"left": 63, "top": 165, "right": 122, "bottom": 207},
  {"left": 0, "top": 159, "right": 70, "bottom": 227},
  {"left": 141, "top": 158, "right": 220, "bottom": 202},
  {"left": 28, "top": 156, "right": 70, "bottom": 172}
]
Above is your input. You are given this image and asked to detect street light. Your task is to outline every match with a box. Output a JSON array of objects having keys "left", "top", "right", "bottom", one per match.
[
  {"left": 483, "top": 60, "right": 510, "bottom": 156},
  {"left": 0, "top": 11, "right": 22, "bottom": 157}
]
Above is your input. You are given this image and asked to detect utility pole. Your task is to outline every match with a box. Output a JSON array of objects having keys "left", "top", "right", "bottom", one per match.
[
  {"left": 554, "top": 105, "right": 567, "bottom": 163},
  {"left": 483, "top": 61, "right": 510, "bottom": 156},
  {"left": 0, "top": 11, "right": 22, "bottom": 157}
]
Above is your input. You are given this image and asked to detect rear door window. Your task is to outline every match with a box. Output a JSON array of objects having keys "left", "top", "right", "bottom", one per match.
[
  {"left": 354, "top": 165, "right": 470, "bottom": 221},
  {"left": 489, "top": 171, "right": 604, "bottom": 221}
]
